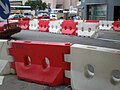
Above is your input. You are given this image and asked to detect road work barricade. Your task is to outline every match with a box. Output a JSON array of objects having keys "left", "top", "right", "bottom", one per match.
[
  {"left": 19, "top": 20, "right": 29, "bottom": 30},
  {"left": 77, "top": 22, "right": 99, "bottom": 37},
  {"left": 38, "top": 20, "right": 49, "bottom": 32},
  {"left": 9, "top": 41, "right": 71, "bottom": 86},
  {"left": 61, "top": 20, "right": 78, "bottom": 35},
  {"left": 49, "top": 20, "right": 63, "bottom": 33},
  {"left": 86, "top": 20, "right": 99, "bottom": 23},
  {"left": 69, "top": 44, "right": 120, "bottom": 90},
  {"left": 29, "top": 19, "right": 39, "bottom": 30},
  {"left": 99, "top": 21, "right": 113, "bottom": 31},
  {"left": 112, "top": 21, "right": 120, "bottom": 32}
]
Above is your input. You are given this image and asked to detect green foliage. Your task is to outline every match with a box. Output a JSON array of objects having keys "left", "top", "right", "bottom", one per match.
[{"left": 25, "top": 0, "right": 47, "bottom": 10}]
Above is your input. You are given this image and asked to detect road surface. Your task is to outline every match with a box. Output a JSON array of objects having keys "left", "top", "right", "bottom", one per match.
[{"left": 11, "top": 30, "right": 120, "bottom": 49}]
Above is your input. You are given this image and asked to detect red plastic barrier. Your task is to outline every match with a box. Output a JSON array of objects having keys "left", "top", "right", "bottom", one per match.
[
  {"left": 38, "top": 20, "right": 49, "bottom": 32},
  {"left": 9, "top": 41, "right": 71, "bottom": 86},
  {"left": 61, "top": 20, "right": 78, "bottom": 35},
  {"left": 22, "top": 18, "right": 30, "bottom": 21},
  {"left": 19, "top": 20, "right": 29, "bottom": 30},
  {"left": 112, "top": 21, "right": 120, "bottom": 32},
  {"left": 86, "top": 20, "right": 99, "bottom": 23}
]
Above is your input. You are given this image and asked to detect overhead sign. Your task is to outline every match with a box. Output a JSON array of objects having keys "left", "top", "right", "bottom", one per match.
[{"left": 0, "top": 0, "right": 10, "bottom": 19}]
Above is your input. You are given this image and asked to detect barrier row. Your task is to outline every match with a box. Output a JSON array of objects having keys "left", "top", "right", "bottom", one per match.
[
  {"left": 0, "top": 40, "right": 120, "bottom": 90},
  {"left": 18, "top": 19, "right": 120, "bottom": 38}
]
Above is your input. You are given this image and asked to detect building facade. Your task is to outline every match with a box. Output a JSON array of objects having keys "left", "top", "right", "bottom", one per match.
[
  {"left": 42, "top": 0, "right": 79, "bottom": 9},
  {"left": 10, "top": 0, "right": 28, "bottom": 6},
  {"left": 10, "top": 0, "right": 79, "bottom": 9},
  {"left": 9, "top": 0, "right": 35, "bottom": 15},
  {"left": 9, "top": 0, "right": 80, "bottom": 15},
  {"left": 80, "top": 0, "right": 120, "bottom": 20}
]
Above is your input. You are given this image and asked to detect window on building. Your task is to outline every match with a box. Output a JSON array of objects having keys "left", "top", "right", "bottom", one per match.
[{"left": 87, "top": 4, "right": 107, "bottom": 20}]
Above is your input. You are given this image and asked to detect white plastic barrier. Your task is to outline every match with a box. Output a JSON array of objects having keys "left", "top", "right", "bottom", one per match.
[
  {"left": 29, "top": 19, "right": 39, "bottom": 30},
  {"left": 49, "top": 20, "right": 63, "bottom": 33},
  {"left": 69, "top": 44, "right": 120, "bottom": 90},
  {"left": 0, "top": 40, "right": 12, "bottom": 60},
  {"left": 0, "top": 40, "right": 13, "bottom": 75},
  {"left": 99, "top": 21, "right": 114, "bottom": 30},
  {"left": 0, "top": 60, "right": 11, "bottom": 75},
  {"left": 76, "top": 21, "right": 84, "bottom": 36},
  {"left": 77, "top": 22, "right": 99, "bottom": 37},
  {"left": 75, "top": 20, "right": 84, "bottom": 23}
]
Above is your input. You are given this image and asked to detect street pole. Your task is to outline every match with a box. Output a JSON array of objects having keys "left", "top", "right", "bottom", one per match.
[{"left": 7, "top": 19, "right": 9, "bottom": 30}]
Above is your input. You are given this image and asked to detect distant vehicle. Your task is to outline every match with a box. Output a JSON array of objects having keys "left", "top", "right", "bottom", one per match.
[
  {"left": 50, "top": 9, "right": 63, "bottom": 14},
  {"left": 8, "top": 14, "right": 30, "bottom": 20},
  {"left": 35, "top": 13, "right": 50, "bottom": 19},
  {"left": 69, "top": 8, "right": 78, "bottom": 17},
  {"left": 0, "top": 18, "right": 21, "bottom": 38},
  {"left": 24, "top": 13, "right": 33, "bottom": 19},
  {"left": 50, "top": 9, "right": 64, "bottom": 19},
  {"left": 50, "top": 14, "right": 57, "bottom": 20},
  {"left": 9, "top": 14, "right": 24, "bottom": 20}
]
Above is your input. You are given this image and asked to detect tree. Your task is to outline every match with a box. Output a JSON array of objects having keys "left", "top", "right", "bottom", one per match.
[
  {"left": 42, "top": 2, "right": 48, "bottom": 10},
  {"left": 25, "top": 0, "right": 47, "bottom": 10}
]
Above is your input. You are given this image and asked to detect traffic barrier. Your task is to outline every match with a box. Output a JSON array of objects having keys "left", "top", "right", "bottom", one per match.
[
  {"left": 86, "top": 20, "right": 99, "bottom": 23},
  {"left": 38, "top": 20, "right": 49, "bottom": 32},
  {"left": 112, "top": 21, "right": 120, "bottom": 32},
  {"left": 99, "top": 21, "right": 113, "bottom": 30},
  {"left": 61, "top": 20, "right": 78, "bottom": 35},
  {"left": 69, "top": 44, "right": 120, "bottom": 90},
  {"left": 9, "top": 41, "right": 71, "bottom": 86},
  {"left": 21, "top": 18, "right": 30, "bottom": 21},
  {"left": 29, "top": 19, "right": 39, "bottom": 30},
  {"left": 75, "top": 20, "right": 84, "bottom": 22},
  {"left": 0, "top": 40, "right": 13, "bottom": 75},
  {"left": 77, "top": 22, "right": 99, "bottom": 37},
  {"left": 19, "top": 20, "right": 29, "bottom": 30},
  {"left": 76, "top": 21, "right": 84, "bottom": 36},
  {"left": 49, "top": 20, "right": 63, "bottom": 33}
]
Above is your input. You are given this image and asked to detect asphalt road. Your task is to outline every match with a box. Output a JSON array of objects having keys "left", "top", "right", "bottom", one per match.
[
  {"left": 0, "top": 75, "right": 69, "bottom": 90},
  {"left": 11, "top": 30, "right": 120, "bottom": 49}
]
